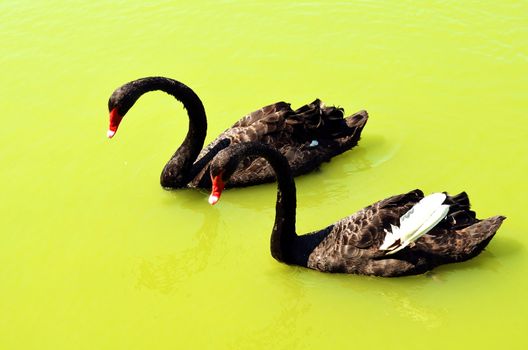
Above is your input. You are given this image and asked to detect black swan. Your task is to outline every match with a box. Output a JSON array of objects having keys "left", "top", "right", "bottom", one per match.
[
  {"left": 208, "top": 142, "right": 505, "bottom": 277},
  {"left": 107, "top": 77, "right": 368, "bottom": 189}
]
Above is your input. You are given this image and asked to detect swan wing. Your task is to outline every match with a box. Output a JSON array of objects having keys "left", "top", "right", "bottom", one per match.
[{"left": 380, "top": 193, "right": 449, "bottom": 254}]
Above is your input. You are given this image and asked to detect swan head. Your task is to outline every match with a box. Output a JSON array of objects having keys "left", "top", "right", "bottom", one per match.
[
  {"left": 107, "top": 81, "right": 142, "bottom": 138},
  {"left": 208, "top": 143, "right": 258, "bottom": 204},
  {"left": 209, "top": 146, "right": 242, "bottom": 205}
]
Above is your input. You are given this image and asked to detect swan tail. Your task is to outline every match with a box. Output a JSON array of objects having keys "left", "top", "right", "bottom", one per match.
[
  {"left": 456, "top": 216, "right": 505, "bottom": 259},
  {"left": 345, "top": 110, "right": 369, "bottom": 130},
  {"left": 286, "top": 100, "right": 368, "bottom": 142},
  {"left": 416, "top": 215, "right": 505, "bottom": 261}
]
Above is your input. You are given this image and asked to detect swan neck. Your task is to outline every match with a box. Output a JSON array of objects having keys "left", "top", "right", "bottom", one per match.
[
  {"left": 129, "top": 78, "right": 207, "bottom": 188},
  {"left": 269, "top": 161, "right": 297, "bottom": 263},
  {"left": 232, "top": 145, "right": 298, "bottom": 263}
]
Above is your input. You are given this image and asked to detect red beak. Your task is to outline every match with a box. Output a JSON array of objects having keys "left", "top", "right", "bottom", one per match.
[
  {"left": 209, "top": 175, "right": 225, "bottom": 205},
  {"left": 107, "top": 108, "right": 123, "bottom": 138}
]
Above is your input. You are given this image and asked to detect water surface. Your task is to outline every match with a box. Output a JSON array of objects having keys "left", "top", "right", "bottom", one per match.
[{"left": 1, "top": 1, "right": 527, "bottom": 349}]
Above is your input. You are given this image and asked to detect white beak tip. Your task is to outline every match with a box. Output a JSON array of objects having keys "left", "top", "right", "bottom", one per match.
[
  {"left": 208, "top": 195, "right": 219, "bottom": 205},
  {"left": 107, "top": 130, "right": 116, "bottom": 138}
]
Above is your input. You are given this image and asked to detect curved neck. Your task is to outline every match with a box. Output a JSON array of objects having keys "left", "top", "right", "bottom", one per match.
[
  {"left": 217, "top": 143, "right": 332, "bottom": 266},
  {"left": 228, "top": 144, "right": 298, "bottom": 263},
  {"left": 123, "top": 77, "right": 207, "bottom": 187}
]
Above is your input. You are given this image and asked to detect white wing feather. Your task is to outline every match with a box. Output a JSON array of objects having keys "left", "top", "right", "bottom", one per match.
[{"left": 380, "top": 193, "right": 449, "bottom": 254}]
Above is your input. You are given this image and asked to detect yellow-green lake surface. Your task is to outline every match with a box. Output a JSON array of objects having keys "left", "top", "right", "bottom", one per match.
[{"left": 1, "top": 1, "right": 527, "bottom": 349}]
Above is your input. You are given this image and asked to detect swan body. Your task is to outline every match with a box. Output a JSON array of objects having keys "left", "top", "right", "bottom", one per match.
[
  {"left": 208, "top": 142, "right": 505, "bottom": 277},
  {"left": 107, "top": 77, "right": 368, "bottom": 189}
]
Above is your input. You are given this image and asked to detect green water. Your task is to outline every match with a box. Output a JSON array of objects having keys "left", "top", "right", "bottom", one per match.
[{"left": 1, "top": 1, "right": 527, "bottom": 349}]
